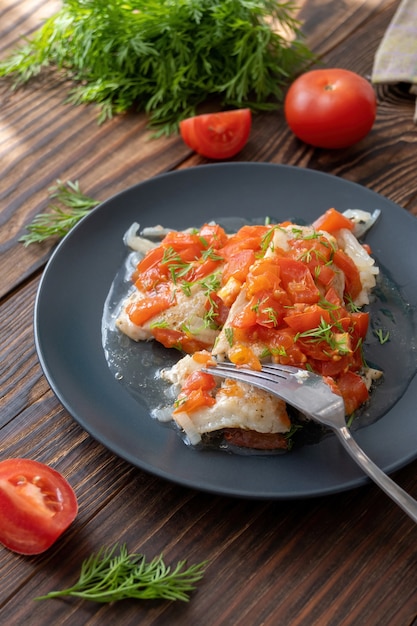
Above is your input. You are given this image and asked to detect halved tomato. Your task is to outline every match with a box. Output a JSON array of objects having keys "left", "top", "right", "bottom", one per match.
[
  {"left": 179, "top": 109, "right": 252, "bottom": 159},
  {"left": 0, "top": 458, "right": 78, "bottom": 555}
]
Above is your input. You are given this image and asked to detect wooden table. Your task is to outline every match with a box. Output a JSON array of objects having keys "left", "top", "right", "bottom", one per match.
[{"left": 2, "top": 1, "right": 417, "bottom": 624}]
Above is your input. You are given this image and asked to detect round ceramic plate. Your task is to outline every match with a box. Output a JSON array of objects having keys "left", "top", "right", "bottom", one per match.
[{"left": 34, "top": 163, "right": 417, "bottom": 499}]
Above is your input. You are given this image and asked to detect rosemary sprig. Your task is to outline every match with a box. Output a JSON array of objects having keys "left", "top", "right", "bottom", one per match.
[
  {"left": 35, "top": 544, "right": 207, "bottom": 603},
  {"left": 19, "top": 180, "right": 99, "bottom": 245}
]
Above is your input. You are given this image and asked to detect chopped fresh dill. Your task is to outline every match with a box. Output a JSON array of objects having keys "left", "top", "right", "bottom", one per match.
[
  {"left": 149, "top": 319, "right": 169, "bottom": 329},
  {"left": 19, "top": 180, "right": 99, "bottom": 245},
  {"left": 260, "top": 224, "right": 284, "bottom": 253},
  {"left": 295, "top": 318, "right": 351, "bottom": 355},
  {"left": 374, "top": 328, "right": 390, "bottom": 344},
  {"left": 0, "top": 0, "right": 315, "bottom": 133},
  {"left": 224, "top": 327, "right": 234, "bottom": 347},
  {"left": 201, "top": 247, "right": 224, "bottom": 262},
  {"left": 345, "top": 294, "right": 362, "bottom": 313},
  {"left": 35, "top": 544, "right": 207, "bottom": 603},
  {"left": 200, "top": 273, "right": 222, "bottom": 296}
]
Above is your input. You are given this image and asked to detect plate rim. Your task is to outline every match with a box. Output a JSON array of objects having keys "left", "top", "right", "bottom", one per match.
[{"left": 34, "top": 162, "right": 417, "bottom": 499}]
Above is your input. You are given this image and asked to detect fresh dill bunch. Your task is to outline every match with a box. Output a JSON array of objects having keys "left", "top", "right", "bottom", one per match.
[
  {"left": 0, "top": 0, "right": 315, "bottom": 134},
  {"left": 20, "top": 179, "right": 99, "bottom": 245},
  {"left": 35, "top": 543, "right": 207, "bottom": 603}
]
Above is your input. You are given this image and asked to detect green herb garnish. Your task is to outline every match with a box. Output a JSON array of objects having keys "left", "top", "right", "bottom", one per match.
[
  {"left": 0, "top": 0, "right": 314, "bottom": 133},
  {"left": 35, "top": 544, "right": 207, "bottom": 603},
  {"left": 20, "top": 179, "right": 99, "bottom": 245},
  {"left": 295, "top": 317, "right": 351, "bottom": 356},
  {"left": 374, "top": 328, "right": 390, "bottom": 344}
]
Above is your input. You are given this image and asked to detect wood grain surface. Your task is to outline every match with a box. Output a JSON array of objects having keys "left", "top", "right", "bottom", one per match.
[{"left": 1, "top": 1, "right": 417, "bottom": 624}]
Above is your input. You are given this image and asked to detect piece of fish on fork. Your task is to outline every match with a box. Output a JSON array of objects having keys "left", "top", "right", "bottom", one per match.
[{"left": 202, "top": 362, "right": 417, "bottom": 524}]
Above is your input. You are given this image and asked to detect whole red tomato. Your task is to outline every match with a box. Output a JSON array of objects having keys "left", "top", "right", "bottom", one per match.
[{"left": 284, "top": 69, "right": 377, "bottom": 149}]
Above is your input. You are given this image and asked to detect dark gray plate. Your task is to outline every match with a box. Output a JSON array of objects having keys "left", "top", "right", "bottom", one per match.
[{"left": 34, "top": 163, "right": 417, "bottom": 499}]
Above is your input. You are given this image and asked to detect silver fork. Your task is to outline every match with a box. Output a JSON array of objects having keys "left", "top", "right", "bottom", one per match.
[{"left": 202, "top": 362, "right": 417, "bottom": 523}]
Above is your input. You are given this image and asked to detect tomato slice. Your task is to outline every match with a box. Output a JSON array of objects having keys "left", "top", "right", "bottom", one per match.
[
  {"left": 0, "top": 458, "right": 78, "bottom": 555},
  {"left": 179, "top": 109, "right": 252, "bottom": 159}
]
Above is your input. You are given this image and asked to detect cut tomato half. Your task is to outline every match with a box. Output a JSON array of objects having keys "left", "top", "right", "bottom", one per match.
[
  {"left": 179, "top": 109, "right": 252, "bottom": 159},
  {"left": 0, "top": 458, "right": 78, "bottom": 555}
]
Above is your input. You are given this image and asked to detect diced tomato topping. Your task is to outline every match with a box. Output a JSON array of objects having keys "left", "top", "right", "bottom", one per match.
[
  {"left": 205, "top": 292, "right": 230, "bottom": 327},
  {"left": 173, "top": 388, "right": 216, "bottom": 414},
  {"left": 151, "top": 327, "right": 210, "bottom": 354},
  {"left": 161, "top": 230, "right": 201, "bottom": 250},
  {"left": 336, "top": 371, "right": 369, "bottom": 415},
  {"left": 198, "top": 223, "right": 228, "bottom": 248},
  {"left": 312, "top": 208, "right": 355, "bottom": 233},
  {"left": 323, "top": 286, "right": 343, "bottom": 307},
  {"left": 246, "top": 257, "right": 282, "bottom": 297},
  {"left": 187, "top": 257, "right": 223, "bottom": 282},
  {"left": 289, "top": 233, "right": 334, "bottom": 265},
  {"left": 229, "top": 343, "right": 262, "bottom": 370},
  {"left": 222, "top": 249, "right": 256, "bottom": 284},
  {"left": 333, "top": 249, "right": 362, "bottom": 299},
  {"left": 230, "top": 300, "right": 258, "bottom": 329},
  {"left": 313, "top": 263, "right": 336, "bottom": 289},
  {"left": 173, "top": 370, "right": 217, "bottom": 415},
  {"left": 192, "top": 350, "right": 216, "bottom": 365},
  {"left": 128, "top": 213, "right": 374, "bottom": 418},
  {"left": 219, "top": 225, "right": 270, "bottom": 258},
  {"left": 349, "top": 311, "right": 369, "bottom": 340},
  {"left": 181, "top": 370, "right": 217, "bottom": 393},
  {"left": 127, "top": 287, "right": 172, "bottom": 326},
  {"left": 134, "top": 246, "right": 165, "bottom": 276},
  {"left": 277, "top": 258, "right": 320, "bottom": 304},
  {"left": 252, "top": 292, "right": 287, "bottom": 328},
  {"left": 133, "top": 246, "right": 169, "bottom": 291},
  {"left": 284, "top": 305, "right": 332, "bottom": 333}
]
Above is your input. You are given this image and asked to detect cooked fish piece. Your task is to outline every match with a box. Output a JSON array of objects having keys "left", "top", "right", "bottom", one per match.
[
  {"left": 116, "top": 283, "right": 219, "bottom": 348},
  {"left": 162, "top": 353, "right": 290, "bottom": 446}
]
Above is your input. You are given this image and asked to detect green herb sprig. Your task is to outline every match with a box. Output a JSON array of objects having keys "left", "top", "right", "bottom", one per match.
[
  {"left": 20, "top": 179, "right": 99, "bottom": 245},
  {"left": 35, "top": 544, "right": 207, "bottom": 603},
  {"left": 0, "top": 0, "right": 314, "bottom": 134},
  {"left": 374, "top": 328, "right": 390, "bottom": 344}
]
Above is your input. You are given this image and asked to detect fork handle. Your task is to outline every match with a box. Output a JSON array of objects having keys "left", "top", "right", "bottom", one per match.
[{"left": 335, "top": 426, "right": 417, "bottom": 524}]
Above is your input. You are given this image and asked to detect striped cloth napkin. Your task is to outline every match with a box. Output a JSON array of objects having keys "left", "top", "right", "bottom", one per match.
[{"left": 372, "top": 0, "right": 417, "bottom": 122}]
